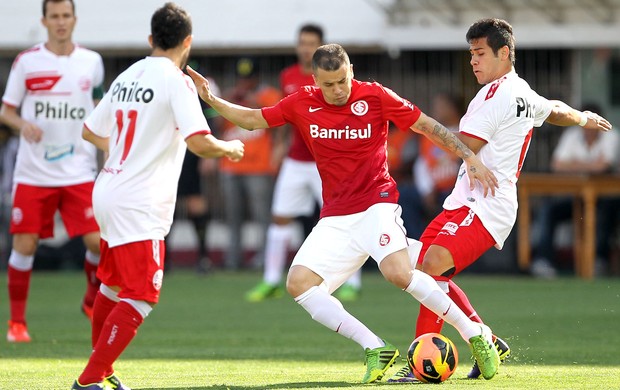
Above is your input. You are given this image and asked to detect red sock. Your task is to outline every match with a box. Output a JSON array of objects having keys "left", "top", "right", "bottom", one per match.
[
  {"left": 448, "top": 279, "right": 483, "bottom": 323},
  {"left": 83, "top": 260, "right": 101, "bottom": 308},
  {"left": 78, "top": 301, "right": 144, "bottom": 385},
  {"left": 91, "top": 291, "right": 118, "bottom": 348},
  {"left": 415, "top": 303, "right": 444, "bottom": 337},
  {"left": 8, "top": 266, "right": 32, "bottom": 323}
]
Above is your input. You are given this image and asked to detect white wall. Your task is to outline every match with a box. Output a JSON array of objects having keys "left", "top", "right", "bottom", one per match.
[{"left": 1, "top": 0, "right": 619, "bottom": 53}]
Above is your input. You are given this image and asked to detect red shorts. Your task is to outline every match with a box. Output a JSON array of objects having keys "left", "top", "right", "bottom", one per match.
[
  {"left": 10, "top": 182, "right": 99, "bottom": 239},
  {"left": 417, "top": 206, "right": 495, "bottom": 275},
  {"left": 97, "top": 239, "right": 166, "bottom": 303}
]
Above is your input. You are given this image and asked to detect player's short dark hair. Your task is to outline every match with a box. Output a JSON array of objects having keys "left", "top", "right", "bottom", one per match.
[
  {"left": 299, "top": 24, "right": 324, "bottom": 44},
  {"left": 42, "top": 0, "right": 75, "bottom": 17},
  {"left": 151, "top": 2, "right": 192, "bottom": 51},
  {"left": 466, "top": 18, "right": 515, "bottom": 65},
  {"left": 312, "top": 44, "right": 350, "bottom": 72}
]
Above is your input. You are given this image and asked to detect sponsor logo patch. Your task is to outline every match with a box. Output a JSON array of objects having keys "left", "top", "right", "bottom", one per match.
[{"left": 441, "top": 222, "right": 459, "bottom": 235}]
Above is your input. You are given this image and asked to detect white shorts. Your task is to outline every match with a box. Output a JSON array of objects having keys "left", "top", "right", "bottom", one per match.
[
  {"left": 291, "top": 203, "right": 422, "bottom": 293},
  {"left": 271, "top": 158, "right": 322, "bottom": 218}
]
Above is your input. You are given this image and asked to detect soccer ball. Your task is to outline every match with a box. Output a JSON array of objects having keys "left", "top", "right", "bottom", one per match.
[{"left": 407, "top": 332, "right": 458, "bottom": 383}]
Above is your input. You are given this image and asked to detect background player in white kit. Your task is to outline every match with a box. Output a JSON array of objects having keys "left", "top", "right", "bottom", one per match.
[
  {"left": 0, "top": 0, "right": 104, "bottom": 342},
  {"left": 188, "top": 43, "right": 501, "bottom": 383},
  {"left": 245, "top": 24, "right": 363, "bottom": 303},
  {"left": 388, "top": 18, "right": 613, "bottom": 383},
  {"left": 71, "top": 3, "right": 244, "bottom": 389}
]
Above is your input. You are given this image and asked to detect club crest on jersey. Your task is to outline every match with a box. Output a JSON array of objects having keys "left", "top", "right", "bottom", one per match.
[
  {"left": 379, "top": 233, "right": 390, "bottom": 246},
  {"left": 350, "top": 100, "right": 369, "bottom": 116},
  {"left": 78, "top": 76, "right": 92, "bottom": 92},
  {"left": 440, "top": 222, "right": 459, "bottom": 235}
]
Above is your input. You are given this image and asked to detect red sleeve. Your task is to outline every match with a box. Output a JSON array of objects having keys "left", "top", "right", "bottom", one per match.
[
  {"left": 261, "top": 105, "right": 286, "bottom": 128},
  {"left": 261, "top": 92, "right": 297, "bottom": 128},
  {"left": 379, "top": 84, "right": 422, "bottom": 130}
]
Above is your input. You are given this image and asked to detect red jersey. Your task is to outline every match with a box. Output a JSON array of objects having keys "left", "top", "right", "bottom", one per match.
[
  {"left": 262, "top": 79, "right": 421, "bottom": 218},
  {"left": 279, "top": 63, "right": 315, "bottom": 161}
]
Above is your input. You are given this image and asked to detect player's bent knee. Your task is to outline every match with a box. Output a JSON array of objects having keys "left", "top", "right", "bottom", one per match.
[
  {"left": 421, "top": 246, "right": 455, "bottom": 276},
  {"left": 286, "top": 265, "right": 322, "bottom": 297},
  {"left": 379, "top": 252, "right": 414, "bottom": 289}
]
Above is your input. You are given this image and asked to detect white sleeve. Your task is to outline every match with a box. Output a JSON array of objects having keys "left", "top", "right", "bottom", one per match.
[
  {"left": 94, "top": 53, "right": 105, "bottom": 89},
  {"left": 460, "top": 87, "right": 509, "bottom": 142},
  {"left": 1, "top": 58, "right": 26, "bottom": 108},
  {"left": 532, "top": 94, "right": 553, "bottom": 127},
  {"left": 170, "top": 73, "right": 210, "bottom": 139},
  {"left": 84, "top": 92, "right": 114, "bottom": 138}
]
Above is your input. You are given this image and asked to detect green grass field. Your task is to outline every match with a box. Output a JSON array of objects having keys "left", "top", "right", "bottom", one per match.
[{"left": 1, "top": 270, "right": 619, "bottom": 389}]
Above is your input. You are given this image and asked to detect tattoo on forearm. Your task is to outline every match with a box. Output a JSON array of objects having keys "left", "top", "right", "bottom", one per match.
[{"left": 431, "top": 123, "right": 473, "bottom": 159}]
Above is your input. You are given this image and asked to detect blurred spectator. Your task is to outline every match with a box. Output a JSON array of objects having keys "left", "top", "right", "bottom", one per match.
[
  {"left": 531, "top": 103, "right": 620, "bottom": 278},
  {"left": 219, "top": 58, "right": 283, "bottom": 270}
]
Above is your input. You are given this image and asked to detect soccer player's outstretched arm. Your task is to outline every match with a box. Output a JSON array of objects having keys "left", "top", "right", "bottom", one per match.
[
  {"left": 186, "top": 65, "right": 270, "bottom": 131},
  {"left": 545, "top": 100, "right": 612, "bottom": 132},
  {"left": 411, "top": 112, "right": 498, "bottom": 197},
  {"left": 186, "top": 133, "right": 244, "bottom": 162}
]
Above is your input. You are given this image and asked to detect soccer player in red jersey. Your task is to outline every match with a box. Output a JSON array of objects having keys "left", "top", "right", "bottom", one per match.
[
  {"left": 0, "top": 0, "right": 104, "bottom": 342},
  {"left": 245, "top": 24, "right": 363, "bottom": 303},
  {"left": 70, "top": 3, "right": 244, "bottom": 389},
  {"left": 188, "top": 43, "right": 502, "bottom": 383},
  {"left": 388, "top": 18, "right": 613, "bottom": 383}
]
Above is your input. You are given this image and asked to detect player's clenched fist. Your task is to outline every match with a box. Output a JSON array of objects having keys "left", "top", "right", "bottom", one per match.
[{"left": 224, "top": 139, "right": 244, "bottom": 162}]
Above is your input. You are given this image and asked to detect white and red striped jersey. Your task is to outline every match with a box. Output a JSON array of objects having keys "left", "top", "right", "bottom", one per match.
[
  {"left": 443, "top": 70, "right": 553, "bottom": 248},
  {"left": 85, "top": 56, "right": 210, "bottom": 247},
  {"left": 2, "top": 43, "right": 104, "bottom": 186}
]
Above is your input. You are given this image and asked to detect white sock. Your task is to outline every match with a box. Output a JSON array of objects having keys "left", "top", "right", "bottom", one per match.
[
  {"left": 85, "top": 250, "right": 100, "bottom": 266},
  {"left": 295, "top": 286, "right": 383, "bottom": 349},
  {"left": 8, "top": 250, "right": 34, "bottom": 271},
  {"left": 405, "top": 270, "right": 480, "bottom": 341},
  {"left": 263, "top": 224, "right": 294, "bottom": 285}
]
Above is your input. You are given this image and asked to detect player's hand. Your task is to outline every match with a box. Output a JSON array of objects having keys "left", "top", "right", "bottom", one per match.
[
  {"left": 464, "top": 155, "right": 498, "bottom": 197},
  {"left": 582, "top": 111, "right": 613, "bottom": 132},
  {"left": 225, "top": 139, "right": 245, "bottom": 162},
  {"left": 186, "top": 65, "right": 214, "bottom": 103},
  {"left": 20, "top": 122, "right": 43, "bottom": 143}
]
